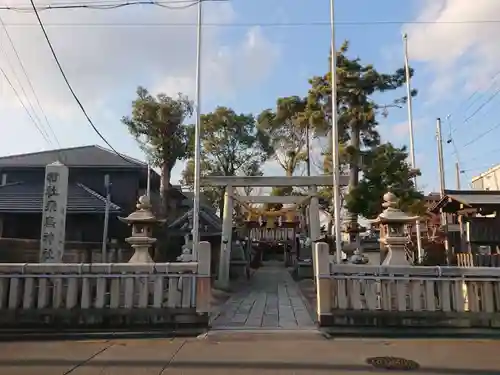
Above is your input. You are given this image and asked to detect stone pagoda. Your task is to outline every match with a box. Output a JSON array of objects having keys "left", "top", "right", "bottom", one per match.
[
  {"left": 118, "top": 195, "right": 165, "bottom": 263},
  {"left": 370, "top": 191, "right": 420, "bottom": 266}
]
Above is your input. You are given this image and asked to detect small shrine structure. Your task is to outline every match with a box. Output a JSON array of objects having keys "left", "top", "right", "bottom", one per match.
[
  {"left": 370, "top": 191, "right": 420, "bottom": 266},
  {"left": 118, "top": 195, "right": 165, "bottom": 263}
]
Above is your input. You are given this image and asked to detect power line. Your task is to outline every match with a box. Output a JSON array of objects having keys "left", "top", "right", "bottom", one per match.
[
  {"left": 0, "top": 14, "right": 62, "bottom": 149},
  {"left": 0, "top": 65, "right": 52, "bottom": 145},
  {"left": 29, "top": 0, "right": 130, "bottom": 162},
  {"left": 461, "top": 120, "right": 500, "bottom": 149},
  {"left": 459, "top": 164, "right": 497, "bottom": 174},
  {"left": 1, "top": 0, "right": 225, "bottom": 12},
  {"left": 448, "top": 71, "right": 500, "bottom": 137},
  {"left": 462, "top": 85, "right": 500, "bottom": 124},
  {"left": 464, "top": 146, "right": 500, "bottom": 165},
  {"left": 2, "top": 15, "right": 500, "bottom": 26},
  {"left": 454, "top": 84, "right": 500, "bottom": 150},
  {"left": 0, "top": 31, "right": 51, "bottom": 143},
  {"left": 447, "top": 70, "right": 500, "bottom": 134}
]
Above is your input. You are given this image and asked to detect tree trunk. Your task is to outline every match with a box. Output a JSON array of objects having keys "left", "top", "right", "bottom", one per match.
[
  {"left": 347, "top": 124, "right": 360, "bottom": 244},
  {"left": 160, "top": 163, "right": 171, "bottom": 221}
]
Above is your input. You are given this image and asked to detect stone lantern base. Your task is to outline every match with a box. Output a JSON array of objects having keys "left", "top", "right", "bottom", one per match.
[{"left": 126, "top": 237, "right": 156, "bottom": 263}]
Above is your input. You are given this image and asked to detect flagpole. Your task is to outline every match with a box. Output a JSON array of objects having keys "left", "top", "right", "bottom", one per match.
[
  {"left": 146, "top": 163, "right": 151, "bottom": 198},
  {"left": 403, "top": 33, "right": 423, "bottom": 263},
  {"left": 330, "top": 0, "right": 343, "bottom": 264},
  {"left": 192, "top": 0, "right": 203, "bottom": 260}
]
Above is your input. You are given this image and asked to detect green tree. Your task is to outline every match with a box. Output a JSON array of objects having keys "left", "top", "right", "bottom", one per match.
[
  {"left": 307, "top": 41, "right": 415, "bottom": 237},
  {"left": 121, "top": 86, "right": 193, "bottom": 218},
  {"left": 181, "top": 106, "right": 269, "bottom": 214},
  {"left": 257, "top": 96, "right": 309, "bottom": 177},
  {"left": 345, "top": 143, "right": 424, "bottom": 219},
  {"left": 317, "top": 142, "right": 348, "bottom": 232}
]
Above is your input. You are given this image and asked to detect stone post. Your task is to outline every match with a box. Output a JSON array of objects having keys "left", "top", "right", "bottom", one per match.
[
  {"left": 216, "top": 185, "right": 233, "bottom": 290},
  {"left": 40, "top": 161, "right": 69, "bottom": 263},
  {"left": 196, "top": 241, "right": 212, "bottom": 315},
  {"left": 308, "top": 185, "right": 321, "bottom": 242},
  {"left": 314, "top": 242, "right": 332, "bottom": 326},
  {"left": 309, "top": 185, "right": 321, "bottom": 275}
]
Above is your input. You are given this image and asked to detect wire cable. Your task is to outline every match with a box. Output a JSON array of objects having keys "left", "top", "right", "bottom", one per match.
[
  {"left": 3, "top": 19, "right": 500, "bottom": 27},
  {"left": 1, "top": 0, "right": 226, "bottom": 12},
  {"left": 0, "top": 65, "right": 52, "bottom": 145},
  {"left": 29, "top": 0, "right": 131, "bottom": 163},
  {"left": 462, "top": 85, "right": 500, "bottom": 124},
  {"left": 447, "top": 71, "right": 500, "bottom": 134},
  {"left": 461, "top": 120, "right": 500, "bottom": 149},
  {"left": 0, "top": 24, "right": 51, "bottom": 144},
  {"left": 0, "top": 8, "right": 500, "bottom": 26},
  {"left": 0, "top": 14, "right": 62, "bottom": 149},
  {"left": 464, "top": 146, "right": 500, "bottom": 165}
]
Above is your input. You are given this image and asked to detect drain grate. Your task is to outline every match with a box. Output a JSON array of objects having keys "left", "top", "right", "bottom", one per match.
[{"left": 366, "top": 356, "right": 420, "bottom": 371}]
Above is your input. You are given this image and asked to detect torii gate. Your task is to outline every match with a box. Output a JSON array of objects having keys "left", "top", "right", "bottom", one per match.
[{"left": 200, "top": 175, "right": 349, "bottom": 289}]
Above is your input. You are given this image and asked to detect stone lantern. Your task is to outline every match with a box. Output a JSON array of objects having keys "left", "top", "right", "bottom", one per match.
[
  {"left": 118, "top": 195, "right": 165, "bottom": 263},
  {"left": 370, "top": 191, "right": 420, "bottom": 266}
]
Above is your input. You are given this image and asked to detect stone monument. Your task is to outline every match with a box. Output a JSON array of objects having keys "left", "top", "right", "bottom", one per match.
[
  {"left": 349, "top": 248, "right": 369, "bottom": 264},
  {"left": 177, "top": 233, "right": 195, "bottom": 262},
  {"left": 118, "top": 195, "right": 165, "bottom": 263},
  {"left": 40, "top": 161, "right": 69, "bottom": 263},
  {"left": 370, "top": 191, "right": 420, "bottom": 266}
]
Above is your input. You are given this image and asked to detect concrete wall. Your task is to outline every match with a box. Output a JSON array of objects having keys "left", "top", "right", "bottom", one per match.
[{"left": 472, "top": 167, "right": 500, "bottom": 190}]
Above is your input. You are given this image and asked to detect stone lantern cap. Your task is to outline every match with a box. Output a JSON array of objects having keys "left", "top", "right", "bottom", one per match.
[
  {"left": 369, "top": 191, "right": 420, "bottom": 224},
  {"left": 118, "top": 195, "right": 166, "bottom": 225}
]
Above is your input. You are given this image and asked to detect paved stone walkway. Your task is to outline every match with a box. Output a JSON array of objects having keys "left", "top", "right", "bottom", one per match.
[{"left": 211, "top": 265, "right": 316, "bottom": 329}]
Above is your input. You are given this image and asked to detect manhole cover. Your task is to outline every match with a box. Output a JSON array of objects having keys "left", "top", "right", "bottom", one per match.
[{"left": 366, "top": 356, "right": 420, "bottom": 371}]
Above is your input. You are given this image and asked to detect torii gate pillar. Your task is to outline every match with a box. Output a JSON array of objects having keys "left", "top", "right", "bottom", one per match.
[
  {"left": 216, "top": 185, "right": 233, "bottom": 290},
  {"left": 308, "top": 185, "right": 321, "bottom": 274}
]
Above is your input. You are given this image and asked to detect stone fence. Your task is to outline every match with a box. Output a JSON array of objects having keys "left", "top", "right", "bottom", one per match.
[
  {"left": 0, "top": 242, "right": 211, "bottom": 330},
  {"left": 0, "top": 238, "right": 133, "bottom": 263},
  {"left": 314, "top": 242, "right": 500, "bottom": 328}
]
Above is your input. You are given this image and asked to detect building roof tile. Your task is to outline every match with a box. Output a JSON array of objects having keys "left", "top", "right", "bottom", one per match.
[
  {"left": 0, "top": 181, "right": 122, "bottom": 214},
  {"left": 168, "top": 207, "right": 222, "bottom": 234},
  {"left": 0, "top": 145, "right": 146, "bottom": 169}
]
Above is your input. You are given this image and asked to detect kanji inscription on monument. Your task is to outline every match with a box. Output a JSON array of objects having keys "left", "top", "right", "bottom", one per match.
[{"left": 39, "top": 161, "right": 68, "bottom": 263}]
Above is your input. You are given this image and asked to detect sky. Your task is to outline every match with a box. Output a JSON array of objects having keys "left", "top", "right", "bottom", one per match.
[{"left": 1, "top": 0, "right": 500, "bottom": 194}]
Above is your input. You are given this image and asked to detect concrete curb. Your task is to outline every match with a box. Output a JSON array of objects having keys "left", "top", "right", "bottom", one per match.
[
  {"left": 203, "top": 328, "right": 324, "bottom": 341},
  {"left": 0, "top": 328, "right": 207, "bottom": 342},
  {"left": 321, "top": 327, "right": 500, "bottom": 340}
]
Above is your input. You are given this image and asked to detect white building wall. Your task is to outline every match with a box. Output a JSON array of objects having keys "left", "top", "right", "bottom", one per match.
[{"left": 471, "top": 165, "right": 500, "bottom": 191}]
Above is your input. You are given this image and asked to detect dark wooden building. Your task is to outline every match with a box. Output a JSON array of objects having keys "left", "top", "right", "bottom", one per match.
[
  {"left": 429, "top": 189, "right": 500, "bottom": 258},
  {"left": 0, "top": 145, "right": 158, "bottom": 243},
  {"left": 0, "top": 145, "right": 222, "bottom": 262}
]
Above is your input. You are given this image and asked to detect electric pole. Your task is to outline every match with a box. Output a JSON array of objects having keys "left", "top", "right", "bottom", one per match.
[
  {"left": 101, "top": 174, "right": 111, "bottom": 262},
  {"left": 455, "top": 162, "right": 461, "bottom": 190},
  {"left": 436, "top": 117, "right": 450, "bottom": 262},
  {"left": 306, "top": 123, "right": 311, "bottom": 176},
  {"left": 436, "top": 118, "right": 446, "bottom": 197},
  {"left": 402, "top": 33, "right": 423, "bottom": 261},
  {"left": 329, "top": 0, "right": 343, "bottom": 264}
]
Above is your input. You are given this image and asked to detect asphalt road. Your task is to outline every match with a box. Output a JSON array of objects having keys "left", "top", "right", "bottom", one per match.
[{"left": 0, "top": 331, "right": 499, "bottom": 374}]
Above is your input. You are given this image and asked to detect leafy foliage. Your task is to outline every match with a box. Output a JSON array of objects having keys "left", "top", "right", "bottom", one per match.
[
  {"left": 181, "top": 107, "right": 269, "bottom": 212},
  {"left": 307, "top": 41, "right": 414, "bottom": 143},
  {"left": 345, "top": 143, "right": 425, "bottom": 219},
  {"left": 257, "top": 96, "right": 309, "bottom": 177},
  {"left": 307, "top": 41, "right": 417, "bottom": 234},
  {"left": 121, "top": 86, "right": 193, "bottom": 218}
]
